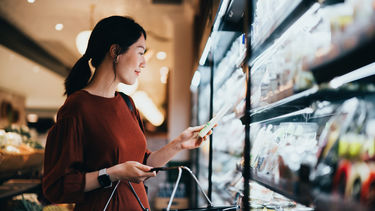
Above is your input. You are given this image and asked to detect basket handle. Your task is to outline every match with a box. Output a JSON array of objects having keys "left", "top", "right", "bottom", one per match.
[{"left": 166, "top": 166, "right": 214, "bottom": 211}]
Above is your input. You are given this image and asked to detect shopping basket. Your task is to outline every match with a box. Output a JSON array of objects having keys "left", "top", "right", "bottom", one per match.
[
  {"left": 104, "top": 166, "right": 239, "bottom": 211},
  {"left": 153, "top": 166, "right": 239, "bottom": 211}
]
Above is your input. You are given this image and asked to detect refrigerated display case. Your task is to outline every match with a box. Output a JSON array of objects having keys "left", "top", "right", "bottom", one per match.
[{"left": 192, "top": 0, "right": 375, "bottom": 210}]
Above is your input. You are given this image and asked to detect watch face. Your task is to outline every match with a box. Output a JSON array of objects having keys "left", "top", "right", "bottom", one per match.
[{"left": 98, "top": 174, "right": 111, "bottom": 187}]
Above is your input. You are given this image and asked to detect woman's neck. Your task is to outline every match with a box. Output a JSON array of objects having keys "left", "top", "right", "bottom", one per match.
[{"left": 84, "top": 61, "right": 118, "bottom": 98}]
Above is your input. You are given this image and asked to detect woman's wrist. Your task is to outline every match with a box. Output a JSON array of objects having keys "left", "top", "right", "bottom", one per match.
[
  {"left": 107, "top": 165, "right": 120, "bottom": 182},
  {"left": 171, "top": 138, "right": 183, "bottom": 151}
]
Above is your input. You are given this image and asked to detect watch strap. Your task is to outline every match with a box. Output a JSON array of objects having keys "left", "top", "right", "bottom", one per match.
[
  {"left": 99, "top": 168, "right": 107, "bottom": 176},
  {"left": 98, "top": 168, "right": 112, "bottom": 188}
]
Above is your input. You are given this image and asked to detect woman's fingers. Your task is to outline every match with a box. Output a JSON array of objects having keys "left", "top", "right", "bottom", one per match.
[
  {"left": 207, "top": 130, "right": 213, "bottom": 136},
  {"left": 195, "top": 138, "right": 203, "bottom": 147},
  {"left": 134, "top": 163, "right": 157, "bottom": 178},
  {"left": 135, "top": 162, "right": 152, "bottom": 171},
  {"left": 190, "top": 124, "right": 217, "bottom": 134},
  {"left": 189, "top": 125, "right": 206, "bottom": 132}
]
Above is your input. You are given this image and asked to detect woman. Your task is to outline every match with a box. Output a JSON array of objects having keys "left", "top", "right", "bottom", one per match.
[{"left": 42, "top": 16, "right": 211, "bottom": 210}]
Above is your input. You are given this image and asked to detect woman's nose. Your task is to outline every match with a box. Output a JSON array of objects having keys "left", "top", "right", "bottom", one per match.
[{"left": 140, "top": 57, "right": 146, "bottom": 68}]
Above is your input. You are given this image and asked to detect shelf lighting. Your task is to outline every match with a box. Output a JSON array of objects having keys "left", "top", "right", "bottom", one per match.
[
  {"left": 199, "top": 36, "right": 212, "bottom": 66},
  {"left": 329, "top": 62, "right": 375, "bottom": 89},
  {"left": 190, "top": 70, "right": 201, "bottom": 91},
  {"left": 212, "top": 0, "right": 231, "bottom": 32},
  {"left": 132, "top": 91, "right": 164, "bottom": 126},
  {"left": 27, "top": 0, "right": 35, "bottom": 3},
  {"left": 250, "top": 107, "right": 314, "bottom": 126}
]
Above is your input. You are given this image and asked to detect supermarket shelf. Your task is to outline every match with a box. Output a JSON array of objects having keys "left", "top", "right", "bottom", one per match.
[
  {"left": 198, "top": 0, "right": 244, "bottom": 66},
  {"left": 249, "top": 0, "right": 315, "bottom": 65},
  {"left": 251, "top": 170, "right": 372, "bottom": 211},
  {"left": 211, "top": 31, "right": 241, "bottom": 68},
  {"left": 249, "top": 86, "right": 319, "bottom": 123},
  {"left": 248, "top": 86, "right": 375, "bottom": 123},
  {"left": 250, "top": 169, "right": 312, "bottom": 206},
  {"left": 218, "top": 0, "right": 246, "bottom": 32},
  {"left": 251, "top": 86, "right": 319, "bottom": 114},
  {"left": 214, "top": 149, "right": 242, "bottom": 158},
  {"left": 247, "top": 137, "right": 375, "bottom": 209},
  {"left": 312, "top": 190, "right": 372, "bottom": 211},
  {"left": 309, "top": 15, "right": 375, "bottom": 84}
]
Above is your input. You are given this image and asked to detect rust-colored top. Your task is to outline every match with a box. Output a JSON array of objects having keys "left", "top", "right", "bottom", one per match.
[{"left": 42, "top": 90, "right": 151, "bottom": 210}]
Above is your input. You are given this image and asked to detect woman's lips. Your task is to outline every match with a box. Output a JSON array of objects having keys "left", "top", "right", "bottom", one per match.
[{"left": 135, "top": 70, "right": 141, "bottom": 75}]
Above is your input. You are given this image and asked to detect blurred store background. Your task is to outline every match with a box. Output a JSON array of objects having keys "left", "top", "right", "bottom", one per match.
[
  {"left": 0, "top": 0, "right": 218, "bottom": 210},
  {"left": 2, "top": 0, "right": 375, "bottom": 210}
]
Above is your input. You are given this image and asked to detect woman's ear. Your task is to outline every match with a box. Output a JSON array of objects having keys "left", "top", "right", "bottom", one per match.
[{"left": 109, "top": 44, "right": 121, "bottom": 60}]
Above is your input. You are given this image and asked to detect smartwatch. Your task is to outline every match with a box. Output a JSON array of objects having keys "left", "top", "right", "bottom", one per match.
[{"left": 98, "top": 168, "right": 112, "bottom": 188}]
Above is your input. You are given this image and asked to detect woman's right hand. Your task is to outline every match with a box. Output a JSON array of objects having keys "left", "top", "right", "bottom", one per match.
[{"left": 107, "top": 161, "right": 156, "bottom": 183}]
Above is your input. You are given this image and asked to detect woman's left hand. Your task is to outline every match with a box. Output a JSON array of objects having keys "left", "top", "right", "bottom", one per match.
[{"left": 177, "top": 125, "right": 215, "bottom": 150}]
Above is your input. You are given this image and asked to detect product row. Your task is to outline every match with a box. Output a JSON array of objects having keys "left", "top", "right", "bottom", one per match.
[
  {"left": 249, "top": 96, "right": 375, "bottom": 208},
  {"left": 251, "top": 0, "right": 375, "bottom": 108}
]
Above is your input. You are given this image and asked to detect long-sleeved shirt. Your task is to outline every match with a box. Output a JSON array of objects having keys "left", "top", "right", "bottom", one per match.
[{"left": 43, "top": 90, "right": 151, "bottom": 210}]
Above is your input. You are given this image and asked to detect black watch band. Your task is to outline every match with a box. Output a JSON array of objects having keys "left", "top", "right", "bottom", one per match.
[{"left": 98, "top": 168, "right": 112, "bottom": 188}]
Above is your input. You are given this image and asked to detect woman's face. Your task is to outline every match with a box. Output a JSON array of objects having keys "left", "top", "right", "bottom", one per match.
[{"left": 116, "top": 35, "right": 146, "bottom": 85}]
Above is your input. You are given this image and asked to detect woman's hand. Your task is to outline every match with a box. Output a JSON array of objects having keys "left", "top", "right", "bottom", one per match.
[
  {"left": 107, "top": 161, "right": 156, "bottom": 183},
  {"left": 176, "top": 125, "right": 214, "bottom": 150}
]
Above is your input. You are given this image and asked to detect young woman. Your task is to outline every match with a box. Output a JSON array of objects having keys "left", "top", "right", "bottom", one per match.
[{"left": 42, "top": 16, "right": 211, "bottom": 210}]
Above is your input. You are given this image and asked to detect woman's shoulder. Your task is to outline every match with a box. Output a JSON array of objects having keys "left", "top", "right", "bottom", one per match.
[
  {"left": 58, "top": 90, "right": 89, "bottom": 116},
  {"left": 66, "top": 90, "right": 88, "bottom": 105}
]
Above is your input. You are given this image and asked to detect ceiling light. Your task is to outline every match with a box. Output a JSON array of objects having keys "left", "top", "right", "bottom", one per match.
[
  {"left": 76, "top": 4, "right": 95, "bottom": 55},
  {"left": 27, "top": 114, "right": 38, "bottom": 123},
  {"left": 27, "top": 0, "right": 35, "bottom": 3},
  {"left": 117, "top": 80, "right": 139, "bottom": 95},
  {"left": 156, "top": 51, "right": 167, "bottom": 60},
  {"left": 160, "top": 66, "right": 169, "bottom": 76},
  {"left": 160, "top": 75, "right": 167, "bottom": 84},
  {"left": 132, "top": 91, "right": 164, "bottom": 126},
  {"left": 55, "top": 23, "right": 64, "bottom": 31},
  {"left": 160, "top": 66, "right": 169, "bottom": 84},
  {"left": 76, "top": 30, "right": 91, "bottom": 55}
]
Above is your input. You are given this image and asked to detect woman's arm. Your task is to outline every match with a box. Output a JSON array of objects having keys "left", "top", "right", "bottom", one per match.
[
  {"left": 84, "top": 161, "right": 156, "bottom": 192},
  {"left": 146, "top": 125, "right": 212, "bottom": 167},
  {"left": 84, "top": 125, "right": 213, "bottom": 192}
]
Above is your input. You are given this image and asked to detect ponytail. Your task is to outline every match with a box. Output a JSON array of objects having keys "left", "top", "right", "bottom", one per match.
[
  {"left": 64, "top": 16, "right": 146, "bottom": 96},
  {"left": 64, "top": 55, "right": 92, "bottom": 96}
]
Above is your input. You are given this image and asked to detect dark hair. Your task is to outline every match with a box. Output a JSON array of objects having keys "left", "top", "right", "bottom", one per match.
[{"left": 64, "top": 16, "right": 146, "bottom": 96}]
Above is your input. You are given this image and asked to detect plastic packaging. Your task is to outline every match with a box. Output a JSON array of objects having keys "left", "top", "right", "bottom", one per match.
[{"left": 198, "top": 102, "right": 233, "bottom": 138}]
